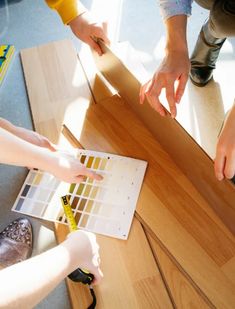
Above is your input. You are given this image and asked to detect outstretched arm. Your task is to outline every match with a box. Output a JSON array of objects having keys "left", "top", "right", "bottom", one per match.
[
  {"left": 0, "top": 126, "right": 102, "bottom": 183},
  {"left": 0, "top": 230, "right": 102, "bottom": 309},
  {"left": 140, "top": 0, "right": 192, "bottom": 118}
]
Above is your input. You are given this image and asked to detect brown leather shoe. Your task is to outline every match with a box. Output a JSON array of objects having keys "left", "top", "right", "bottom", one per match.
[{"left": 0, "top": 218, "right": 33, "bottom": 268}]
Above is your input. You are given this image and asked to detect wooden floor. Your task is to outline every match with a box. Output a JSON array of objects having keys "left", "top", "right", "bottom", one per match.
[{"left": 21, "top": 40, "right": 235, "bottom": 308}]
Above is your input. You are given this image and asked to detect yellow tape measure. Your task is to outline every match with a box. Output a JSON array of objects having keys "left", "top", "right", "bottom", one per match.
[
  {"left": 61, "top": 195, "right": 78, "bottom": 232},
  {"left": 60, "top": 195, "right": 95, "bottom": 289}
]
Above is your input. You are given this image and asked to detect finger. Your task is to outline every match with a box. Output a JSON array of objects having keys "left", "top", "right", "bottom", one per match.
[
  {"left": 175, "top": 73, "right": 188, "bottom": 104},
  {"left": 92, "top": 26, "right": 110, "bottom": 48},
  {"left": 139, "top": 82, "right": 149, "bottom": 104},
  {"left": 74, "top": 175, "right": 86, "bottom": 183},
  {"left": 87, "top": 37, "right": 103, "bottom": 56},
  {"left": 214, "top": 150, "right": 226, "bottom": 181},
  {"left": 98, "top": 22, "right": 110, "bottom": 45},
  {"left": 165, "top": 83, "right": 177, "bottom": 118},
  {"left": 146, "top": 92, "right": 166, "bottom": 116},
  {"left": 145, "top": 82, "right": 166, "bottom": 116},
  {"left": 83, "top": 168, "right": 103, "bottom": 181},
  {"left": 224, "top": 152, "right": 235, "bottom": 179}
]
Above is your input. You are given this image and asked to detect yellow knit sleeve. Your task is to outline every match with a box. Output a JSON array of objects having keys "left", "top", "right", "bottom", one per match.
[{"left": 45, "top": 0, "right": 86, "bottom": 24}]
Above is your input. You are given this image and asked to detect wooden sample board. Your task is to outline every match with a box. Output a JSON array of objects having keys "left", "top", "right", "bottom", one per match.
[
  {"left": 93, "top": 42, "right": 235, "bottom": 236},
  {"left": 20, "top": 40, "right": 235, "bottom": 308}
]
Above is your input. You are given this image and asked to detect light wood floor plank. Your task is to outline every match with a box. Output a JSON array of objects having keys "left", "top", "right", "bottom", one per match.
[
  {"left": 70, "top": 95, "right": 235, "bottom": 308},
  {"left": 21, "top": 40, "right": 173, "bottom": 309},
  {"left": 146, "top": 231, "right": 212, "bottom": 308},
  {"left": 21, "top": 39, "right": 235, "bottom": 309}
]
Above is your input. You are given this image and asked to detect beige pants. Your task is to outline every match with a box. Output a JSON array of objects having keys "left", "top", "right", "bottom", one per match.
[{"left": 195, "top": 0, "right": 235, "bottom": 38}]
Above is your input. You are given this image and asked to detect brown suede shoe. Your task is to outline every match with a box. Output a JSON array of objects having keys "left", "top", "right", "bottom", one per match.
[{"left": 0, "top": 218, "right": 33, "bottom": 268}]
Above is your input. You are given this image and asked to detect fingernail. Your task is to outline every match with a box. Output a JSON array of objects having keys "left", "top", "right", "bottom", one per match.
[
  {"left": 96, "top": 174, "right": 103, "bottom": 181},
  {"left": 217, "top": 174, "right": 224, "bottom": 181}
]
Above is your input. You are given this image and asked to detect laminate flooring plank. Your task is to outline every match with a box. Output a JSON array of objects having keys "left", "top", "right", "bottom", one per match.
[
  {"left": 21, "top": 40, "right": 173, "bottom": 309},
  {"left": 93, "top": 42, "right": 235, "bottom": 236},
  {"left": 68, "top": 95, "right": 235, "bottom": 308},
  {"left": 21, "top": 39, "right": 235, "bottom": 308},
  {"left": 221, "top": 256, "right": 235, "bottom": 286},
  {"left": 60, "top": 126, "right": 173, "bottom": 309},
  {"left": 145, "top": 231, "right": 212, "bottom": 308},
  {"left": 55, "top": 216, "right": 173, "bottom": 309},
  {"left": 20, "top": 39, "right": 92, "bottom": 144}
]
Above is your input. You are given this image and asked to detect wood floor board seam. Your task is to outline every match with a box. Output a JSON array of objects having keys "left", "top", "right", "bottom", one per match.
[
  {"left": 76, "top": 53, "right": 98, "bottom": 105},
  {"left": 136, "top": 213, "right": 216, "bottom": 308},
  {"left": 142, "top": 223, "right": 176, "bottom": 309},
  {"left": 20, "top": 39, "right": 235, "bottom": 309}
]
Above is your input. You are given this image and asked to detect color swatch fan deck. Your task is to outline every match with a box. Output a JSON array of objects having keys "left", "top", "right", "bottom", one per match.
[{"left": 12, "top": 150, "right": 147, "bottom": 239}]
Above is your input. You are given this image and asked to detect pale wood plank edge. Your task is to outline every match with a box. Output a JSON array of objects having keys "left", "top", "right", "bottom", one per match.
[
  {"left": 20, "top": 52, "right": 37, "bottom": 132},
  {"left": 62, "top": 124, "right": 83, "bottom": 148},
  {"left": 135, "top": 213, "right": 215, "bottom": 308},
  {"left": 141, "top": 223, "right": 177, "bottom": 309},
  {"left": 77, "top": 53, "right": 98, "bottom": 105}
]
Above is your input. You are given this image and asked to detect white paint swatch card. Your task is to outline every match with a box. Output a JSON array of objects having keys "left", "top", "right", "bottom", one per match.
[{"left": 12, "top": 150, "right": 147, "bottom": 239}]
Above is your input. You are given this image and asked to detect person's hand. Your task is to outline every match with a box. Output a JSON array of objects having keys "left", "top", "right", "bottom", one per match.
[
  {"left": 65, "top": 230, "right": 103, "bottom": 284},
  {"left": 14, "top": 126, "right": 56, "bottom": 152},
  {"left": 214, "top": 104, "right": 235, "bottom": 181},
  {"left": 69, "top": 11, "right": 110, "bottom": 56},
  {"left": 46, "top": 151, "right": 103, "bottom": 183},
  {"left": 140, "top": 50, "right": 190, "bottom": 118}
]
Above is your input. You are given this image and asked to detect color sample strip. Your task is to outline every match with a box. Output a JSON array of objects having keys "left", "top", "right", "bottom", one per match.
[{"left": 12, "top": 150, "right": 147, "bottom": 239}]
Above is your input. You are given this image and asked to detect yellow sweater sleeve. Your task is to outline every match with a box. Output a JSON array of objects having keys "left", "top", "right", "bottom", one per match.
[{"left": 45, "top": 0, "right": 86, "bottom": 24}]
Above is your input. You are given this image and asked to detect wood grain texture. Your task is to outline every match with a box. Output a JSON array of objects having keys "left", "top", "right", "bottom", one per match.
[
  {"left": 55, "top": 220, "right": 173, "bottom": 309},
  {"left": 93, "top": 42, "right": 235, "bottom": 236},
  {"left": 20, "top": 40, "right": 235, "bottom": 309},
  {"left": 21, "top": 39, "right": 92, "bottom": 144},
  {"left": 21, "top": 40, "right": 173, "bottom": 309},
  {"left": 146, "top": 231, "right": 212, "bottom": 308},
  {"left": 68, "top": 95, "right": 235, "bottom": 308}
]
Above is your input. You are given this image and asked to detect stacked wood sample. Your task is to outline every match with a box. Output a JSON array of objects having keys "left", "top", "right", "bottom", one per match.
[{"left": 21, "top": 39, "right": 235, "bottom": 308}]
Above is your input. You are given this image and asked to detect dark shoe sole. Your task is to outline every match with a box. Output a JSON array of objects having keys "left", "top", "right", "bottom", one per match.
[{"left": 189, "top": 75, "right": 211, "bottom": 87}]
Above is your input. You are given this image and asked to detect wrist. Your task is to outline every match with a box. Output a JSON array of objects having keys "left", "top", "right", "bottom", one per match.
[
  {"left": 165, "top": 15, "right": 188, "bottom": 54},
  {"left": 165, "top": 46, "right": 189, "bottom": 58},
  {"left": 165, "top": 42, "right": 188, "bottom": 54},
  {"left": 61, "top": 235, "right": 84, "bottom": 271},
  {"left": 33, "top": 148, "right": 58, "bottom": 173}
]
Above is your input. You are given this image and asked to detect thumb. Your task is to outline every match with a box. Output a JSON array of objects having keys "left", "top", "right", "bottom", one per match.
[
  {"left": 96, "top": 22, "right": 110, "bottom": 45},
  {"left": 87, "top": 37, "right": 103, "bottom": 56}
]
